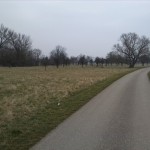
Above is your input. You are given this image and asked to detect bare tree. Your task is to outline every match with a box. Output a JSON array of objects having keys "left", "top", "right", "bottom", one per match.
[
  {"left": 114, "top": 33, "right": 150, "bottom": 68},
  {"left": 140, "top": 54, "right": 150, "bottom": 66},
  {"left": 106, "top": 51, "right": 118, "bottom": 66},
  {"left": 61, "top": 51, "right": 68, "bottom": 67},
  {"left": 78, "top": 54, "right": 86, "bottom": 67},
  {"left": 0, "top": 24, "right": 42, "bottom": 67},
  {"left": 10, "top": 33, "right": 32, "bottom": 66},
  {"left": 70, "top": 56, "right": 78, "bottom": 65},
  {"left": 41, "top": 56, "right": 49, "bottom": 70},
  {"left": 0, "top": 24, "right": 14, "bottom": 49},
  {"left": 87, "top": 56, "right": 94, "bottom": 66},
  {"left": 106, "top": 51, "right": 126, "bottom": 66},
  {"left": 32, "top": 49, "right": 42, "bottom": 66},
  {"left": 99, "top": 57, "right": 105, "bottom": 67},
  {"left": 50, "top": 45, "right": 67, "bottom": 68},
  {"left": 95, "top": 57, "right": 100, "bottom": 66},
  {"left": 0, "top": 24, "right": 34, "bottom": 66},
  {"left": 0, "top": 47, "right": 16, "bottom": 67},
  {"left": 86, "top": 56, "right": 93, "bottom": 66}
]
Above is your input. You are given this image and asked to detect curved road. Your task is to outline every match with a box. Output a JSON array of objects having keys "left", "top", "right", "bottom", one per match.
[{"left": 31, "top": 68, "right": 150, "bottom": 150}]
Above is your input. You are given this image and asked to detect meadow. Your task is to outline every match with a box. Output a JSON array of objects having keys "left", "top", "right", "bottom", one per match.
[{"left": 0, "top": 66, "right": 137, "bottom": 150}]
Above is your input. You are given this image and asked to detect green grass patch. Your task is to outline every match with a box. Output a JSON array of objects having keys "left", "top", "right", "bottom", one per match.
[{"left": 0, "top": 66, "right": 139, "bottom": 150}]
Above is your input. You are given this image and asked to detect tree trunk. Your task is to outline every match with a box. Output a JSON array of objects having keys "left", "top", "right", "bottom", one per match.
[
  {"left": 82, "top": 63, "right": 83, "bottom": 68},
  {"left": 129, "top": 63, "right": 135, "bottom": 68}
]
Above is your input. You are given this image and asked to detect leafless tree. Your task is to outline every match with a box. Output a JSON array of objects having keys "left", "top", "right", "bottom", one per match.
[
  {"left": 50, "top": 45, "right": 67, "bottom": 68},
  {"left": 78, "top": 54, "right": 86, "bottom": 67},
  {"left": 86, "top": 56, "right": 93, "bottom": 66},
  {"left": 106, "top": 51, "right": 126, "bottom": 66},
  {"left": 32, "top": 49, "right": 42, "bottom": 65},
  {"left": 70, "top": 56, "right": 78, "bottom": 65},
  {"left": 140, "top": 54, "right": 150, "bottom": 66},
  {"left": 41, "top": 55, "right": 49, "bottom": 70},
  {"left": 0, "top": 24, "right": 39, "bottom": 66},
  {"left": 99, "top": 57, "right": 105, "bottom": 67},
  {"left": 95, "top": 57, "right": 100, "bottom": 66},
  {"left": 0, "top": 24, "right": 14, "bottom": 49},
  {"left": 114, "top": 33, "right": 150, "bottom": 68},
  {"left": 10, "top": 33, "right": 32, "bottom": 66}
]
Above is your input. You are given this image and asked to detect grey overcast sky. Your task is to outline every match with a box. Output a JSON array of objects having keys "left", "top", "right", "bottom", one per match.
[{"left": 0, "top": 0, "right": 150, "bottom": 57}]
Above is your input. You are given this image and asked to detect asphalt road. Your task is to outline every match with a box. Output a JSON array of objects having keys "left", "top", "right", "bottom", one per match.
[{"left": 31, "top": 68, "right": 150, "bottom": 150}]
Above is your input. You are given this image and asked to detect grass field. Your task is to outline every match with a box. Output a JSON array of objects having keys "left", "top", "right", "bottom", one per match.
[{"left": 0, "top": 66, "right": 137, "bottom": 150}]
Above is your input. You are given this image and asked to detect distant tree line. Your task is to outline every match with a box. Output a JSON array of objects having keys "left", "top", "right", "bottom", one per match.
[{"left": 0, "top": 24, "right": 150, "bottom": 68}]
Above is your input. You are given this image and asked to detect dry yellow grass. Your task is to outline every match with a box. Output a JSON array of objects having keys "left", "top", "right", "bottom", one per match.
[
  {"left": 0, "top": 66, "right": 136, "bottom": 149},
  {"left": 0, "top": 66, "right": 130, "bottom": 123}
]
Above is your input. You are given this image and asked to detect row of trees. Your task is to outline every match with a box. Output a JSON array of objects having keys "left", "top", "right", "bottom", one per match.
[
  {"left": 43, "top": 49, "right": 150, "bottom": 70},
  {"left": 0, "top": 24, "right": 150, "bottom": 68}
]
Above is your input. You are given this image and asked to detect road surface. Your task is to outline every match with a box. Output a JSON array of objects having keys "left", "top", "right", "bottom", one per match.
[{"left": 31, "top": 68, "right": 150, "bottom": 150}]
